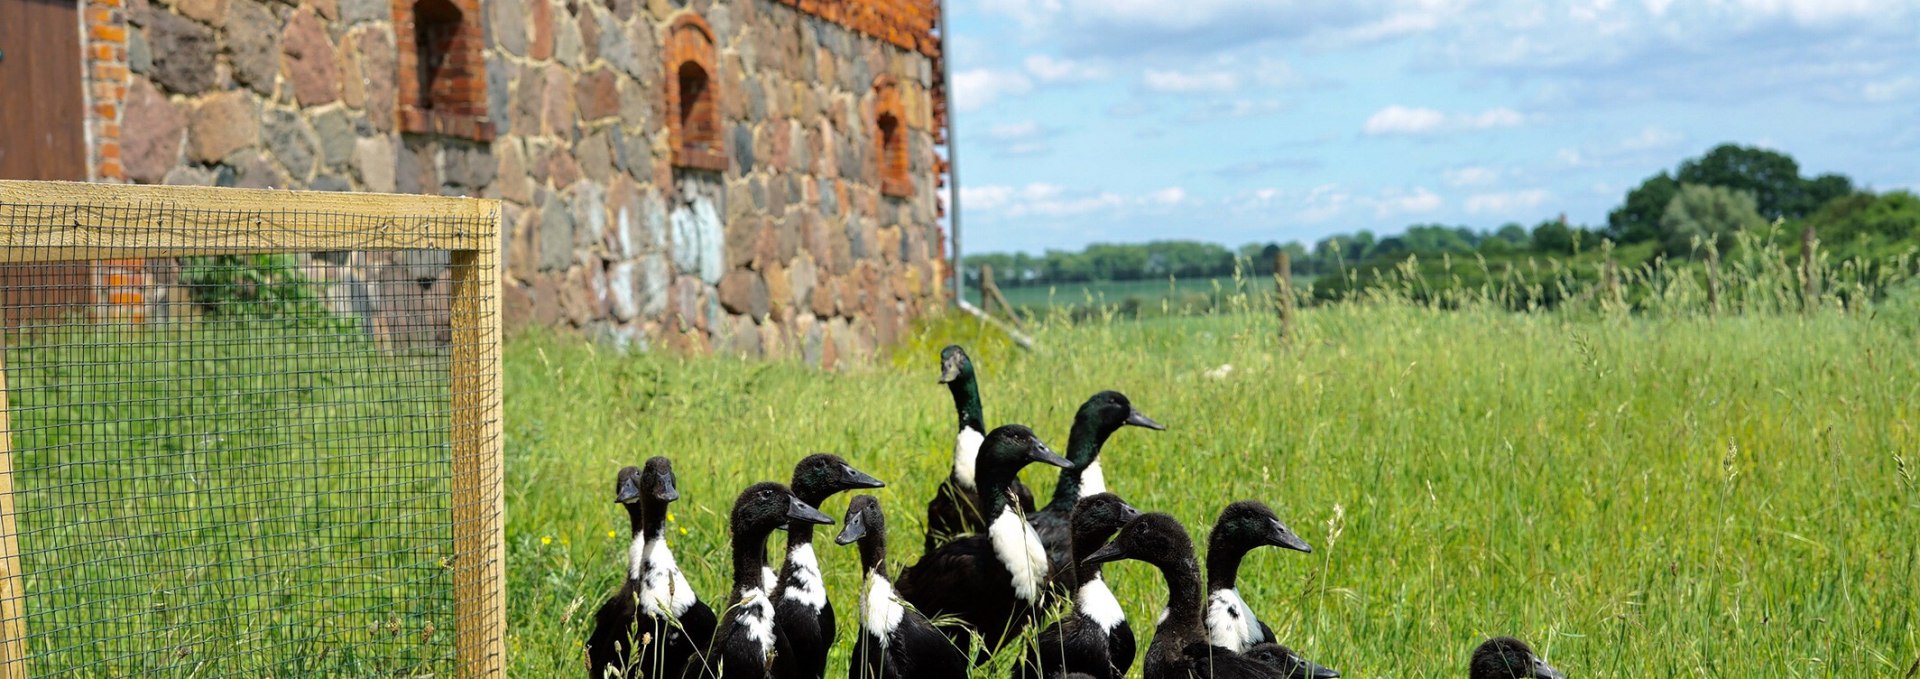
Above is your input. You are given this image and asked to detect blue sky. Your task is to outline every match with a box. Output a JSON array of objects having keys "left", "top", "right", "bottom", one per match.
[{"left": 942, "top": 0, "right": 1920, "bottom": 255}]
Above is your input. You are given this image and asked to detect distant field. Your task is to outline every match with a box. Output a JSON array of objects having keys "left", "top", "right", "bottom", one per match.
[
  {"left": 504, "top": 298, "right": 1920, "bottom": 677},
  {"left": 991, "top": 276, "right": 1305, "bottom": 315}
]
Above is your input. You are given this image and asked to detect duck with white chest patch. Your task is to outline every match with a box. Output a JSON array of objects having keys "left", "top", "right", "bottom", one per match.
[
  {"left": 587, "top": 458, "right": 716, "bottom": 679},
  {"left": 1018, "top": 492, "right": 1141, "bottom": 679},
  {"left": 924, "top": 345, "right": 1037, "bottom": 551},
  {"left": 1203, "top": 501, "right": 1313, "bottom": 655},
  {"left": 1027, "top": 391, "right": 1163, "bottom": 574},
  {"left": 689, "top": 482, "right": 835, "bottom": 679},
  {"left": 897, "top": 423, "right": 1072, "bottom": 659},
  {"left": 773, "top": 454, "right": 885, "bottom": 679},
  {"left": 835, "top": 495, "right": 967, "bottom": 679}
]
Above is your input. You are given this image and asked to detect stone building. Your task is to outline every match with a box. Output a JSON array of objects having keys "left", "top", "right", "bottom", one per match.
[{"left": 0, "top": 0, "right": 953, "bottom": 363}]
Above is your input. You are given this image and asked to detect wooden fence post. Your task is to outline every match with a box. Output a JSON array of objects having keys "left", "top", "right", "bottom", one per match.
[
  {"left": 0, "top": 325, "right": 25, "bottom": 678},
  {"left": 1274, "top": 252, "right": 1294, "bottom": 341},
  {"left": 1801, "top": 227, "right": 1818, "bottom": 311},
  {"left": 450, "top": 236, "right": 506, "bottom": 677}
]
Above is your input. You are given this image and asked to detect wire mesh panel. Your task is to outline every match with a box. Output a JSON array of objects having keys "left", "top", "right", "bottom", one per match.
[{"left": 0, "top": 181, "right": 503, "bottom": 677}]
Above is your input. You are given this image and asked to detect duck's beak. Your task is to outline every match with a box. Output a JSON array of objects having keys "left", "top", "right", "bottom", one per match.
[
  {"left": 615, "top": 475, "right": 644, "bottom": 504},
  {"left": 1297, "top": 655, "right": 1340, "bottom": 679},
  {"left": 1124, "top": 409, "right": 1166, "bottom": 431},
  {"left": 653, "top": 472, "right": 680, "bottom": 503},
  {"left": 838, "top": 464, "right": 886, "bottom": 490},
  {"left": 1080, "top": 540, "right": 1127, "bottom": 568},
  {"left": 1029, "top": 439, "right": 1072, "bottom": 469},
  {"left": 1116, "top": 501, "right": 1141, "bottom": 523},
  {"left": 786, "top": 496, "right": 835, "bottom": 525},
  {"left": 1267, "top": 519, "right": 1312, "bottom": 553},
  {"left": 938, "top": 355, "right": 963, "bottom": 383},
  {"left": 834, "top": 509, "right": 868, "bottom": 545},
  {"left": 1531, "top": 657, "right": 1566, "bottom": 679}
]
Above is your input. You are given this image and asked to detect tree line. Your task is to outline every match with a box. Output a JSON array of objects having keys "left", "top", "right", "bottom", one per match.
[{"left": 963, "top": 143, "right": 1920, "bottom": 292}]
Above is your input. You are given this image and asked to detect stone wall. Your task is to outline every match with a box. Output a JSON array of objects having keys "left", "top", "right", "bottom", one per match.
[{"left": 99, "top": 0, "right": 949, "bottom": 365}]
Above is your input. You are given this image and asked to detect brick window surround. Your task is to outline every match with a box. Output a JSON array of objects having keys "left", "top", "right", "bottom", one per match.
[
  {"left": 393, "top": 0, "right": 492, "bottom": 140},
  {"left": 665, "top": 13, "right": 726, "bottom": 172},
  {"left": 872, "top": 75, "right": 911, "bottom": 198}
]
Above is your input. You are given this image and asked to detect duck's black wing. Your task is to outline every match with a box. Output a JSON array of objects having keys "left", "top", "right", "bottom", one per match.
[
  {"left": 923, "top": 478, "right": 984, "bottom": 551},
  {"left": 1179, "top": 641, "right": 1284, "bottom": 679},
  {"left": 895, "top": 611, "right": 970, "bottom": 679},
  {"left": 674, "top": 599, "right": 719, "bottom": 677},
  {"left": 771, "top": 598, "right": 832, "bottom": 679},
  {"left": 1012, "top": 478, "right": 1037, "bottom": 514},
  {"left": 1021, "top": 614, "right": 1119, "bottom": 679},
  {"left": 1028, "top": 508, "right": 1073, "bottom": 573},
  {"left": 586, "top": 585, "right": 639, "bottom": 678},
  {"left": 896, "top": 536, "right": 1022, "bottom": 652},
  {"left": 1108, "top": 619, "right": 1136, "bottom": 678}
]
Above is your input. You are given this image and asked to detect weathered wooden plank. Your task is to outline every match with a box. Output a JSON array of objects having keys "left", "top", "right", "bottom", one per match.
[
  {"left": 448, "top": 242, "right": 504, "bottom": 677},
  {"left": 0, "top": 181, "right": 494, "bottom": 260},
  {"left": 0, "top": 324, "right": 25, "bottom": 677}
]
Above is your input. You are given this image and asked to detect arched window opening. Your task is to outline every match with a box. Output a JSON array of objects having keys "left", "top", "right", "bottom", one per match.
[
  {"left": 413, "top": 0, "right": 462, "bottom": 111},
  {"left": 873, "top": 76, "right": 912, "bottom": 197},
  {"left": 666, "top": 14, "right": 725, "bottom": 171}
]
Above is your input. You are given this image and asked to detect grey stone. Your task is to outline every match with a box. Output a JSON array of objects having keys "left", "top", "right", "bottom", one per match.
[
  {"left": 147, "top": 11, "right": 217, "bottom": 94},
  {"left": 128, "top": 27, "right": 152, "bottom": 74},
  {"left": 340, "top": 0, "right": 383, "bottom": 24},
  {"left": 789, "top": 253, "right": 816, "bottom": 315},
  {"left": 637, "top": 253, "right": 669, "bottom": 318},
  {"left": 578, "top": 131, "right": 614, "bottom": 183},
  {"left": 164, "top": 165, "right": 218, "bottom": 186},
  {"left": 749, "top": 177, "right": 766, "bottom": 211},
  {"left": 731, "top": 124, "right": 754, "bottom": 173},
  {"left": 313, "top": 108, "right": 354, "bottom": 167},
  {"left": 707, "top": 3, "right": 731, "bottom": 45},
  {"left": 225, "top": 0, "right": 277, "bottom": 94},
  {"left": 802, "top": 319, "right": 824, "bottom": 366},
  {"left": 554, "top": 11, "right": 583, "bottom": 67},
  {"left": 568, "top": 182, "right": 607, "bottom": 250},
  {"left": 394, "top": 142, "right": 426, "bottom": 194},
  {"left": 352, "top": 135, "right": 395, "bottom": 192},
  {"left": 264, "top": 108, "right": 317, "bottom": 181},
  {"left": 670, "top": 175, "right": 725, "bottom": 285},
  {"left": 489, "top": 54, "right": 514, "bottom": 138},
  {"left": 745, "top": 77, "right": 765, "bottom": 121},
  {"left": 609, "top": 127, "right": 630, "bottom": 176},
  {"left": 538, "top": 197, "right": 576, "bottom": 272},
  {"left": 490, "top": 0, "right": 527, "bottom": 56},
  {"left": 443, "top": 143, "right": 497, "bottom": 190},
  {"left": 607, "top": 261, "right": 641, "bottom": 321},
  {"left": 790, "top": 122, "right": 809, "bottom": 172},
  {"left": 595, "top": 10, "right": 640, "bottom": 78},
  {"left": 230, "top": 152, "right": 289, "bottom": 189},
  {"left": 122, "top": 77, "right": 184, "bottom": 184},
  {"left": 820, "top": 179, "right": 838, "bottom": 215}
]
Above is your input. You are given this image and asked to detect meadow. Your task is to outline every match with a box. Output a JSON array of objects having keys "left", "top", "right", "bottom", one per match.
[{"left": 505, "top": 291, "right": 1920, "bottom": 677}]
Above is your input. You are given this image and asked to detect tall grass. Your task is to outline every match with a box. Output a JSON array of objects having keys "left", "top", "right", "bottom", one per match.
[{"left": 506, "top": 260, "right": 1920, "bottom": 677}]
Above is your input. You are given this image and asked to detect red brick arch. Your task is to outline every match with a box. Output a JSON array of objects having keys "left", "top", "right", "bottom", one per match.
[
  {"left": 872, "top": 75, "right": 911, "bottom": 197},
  {"left": 665, "top": 13, "right": 725, "bottom": 172},
  {"left": 393, "top": 0, "right": 491, "bottom": 140}
]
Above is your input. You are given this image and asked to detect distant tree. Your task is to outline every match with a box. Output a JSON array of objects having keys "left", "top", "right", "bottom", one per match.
[
  {"left": 1494, "top": 222, "right": 1531, "bottom": 248},
  {"left": 1531, "top": 219, "right": 1577, "bottom": 255},
  {"left": 1608, "top": 171, "right": 1681, "bottom": 244},
  {"left": 1675, "top": 144, "right": 1806, "bottom": 220},
  {"left": 1801, "top": 173, "right": 1857, "bottom": 215},
  {"left": 1660, "top": 184, "right": 1767, "bottom": 257}
]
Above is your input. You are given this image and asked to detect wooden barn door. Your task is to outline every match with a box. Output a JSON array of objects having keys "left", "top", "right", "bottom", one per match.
[{"left": 0, "top": 0, "right": 96, "bottom": 330}]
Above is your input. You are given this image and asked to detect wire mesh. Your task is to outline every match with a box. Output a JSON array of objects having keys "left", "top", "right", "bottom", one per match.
[{"left": 0, "top": 185, "right": 501, "bottom": 677}]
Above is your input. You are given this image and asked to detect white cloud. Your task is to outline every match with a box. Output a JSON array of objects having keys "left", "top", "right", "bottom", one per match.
[
  {"left": 1148, "top": 187, "right": 1188, "bottom": 205},
  {"left": 961, "top": 182, "right": 1192, "bottom": 218},
  {"left": 1375, "top": 187, "right": 1444, "bottom": 217},
  {"left": 1444, "top": 166, "right": 1501, "bottom": 187},
  {"left": 1024, "top": 55, "right": 1107, "bottom": 83},
  {"left": 1364, "top": 105, "right": 1526, "bottom": 136},
  {"left": 961, "top": 185, "right": 1015, "bottom": 211},
  {"left": 987, "top": 121, "right": 1043, "bottom": 141},
  {"left": 953, "top": 69, "right": 1034, "bottom": 112},
  {"left": 1363, "top": 106, "right": 1449, "bottom": 135},
  {"left": 1466, "top": 189, "right": 1552, "bottom": 214},
  {"left": 1143, "top": 69, "right": 1240, "bottom": 93},
  {"left": 1284, "top": 184, "right": 1441, "bottom": 223},
  {"left": 1863, "top": 76, "right": 1919, "bottom": 103},
  {"left": 1557, "top": 126, "right": 1686, "bottom": 168}
]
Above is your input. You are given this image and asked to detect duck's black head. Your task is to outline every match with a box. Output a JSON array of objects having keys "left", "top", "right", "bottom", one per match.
[
  {"left": 1245, "top": 643, "right": 1341, "bottom": 679},
  {"left": 1210, "top": 500, "right": 1312, "bottom": 556},
  {"left": 834, "top": 494, "right": 885, "bottom": 546},
  {"left": 1076, "top": 390, "right": 1166, "bottom": 438},
  {"left": 1070, "top": 492, "right": 1140, "bottom": 545},
  {"left": 730, "top": 481, "right": 834, "bottom": 538},
  {"left": 615, "top": 457, "right": 680, "bottom": 505},
  {"left": 1081, "top": 511, "right": 1194, "bottom": 571},
  {"left": 976, "top": 424, "right": 1068, "bottom": 496},
  {"left": 1470, "top": 637, "right": 1564, "bottom": 679},
  {"left": 790, "top": 453, "right": 885, "bottom": 506},
  {"left": 937, "top": 345, "right": 974, "bottom": 384}
]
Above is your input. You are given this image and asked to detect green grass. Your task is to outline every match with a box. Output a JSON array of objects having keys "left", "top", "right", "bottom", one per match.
[
  {"left": 993, "top": 276, "right": 1290, "bottom": 314},
  {"left": 506, "top": 302, "right": 1920, "bottom": 677}
]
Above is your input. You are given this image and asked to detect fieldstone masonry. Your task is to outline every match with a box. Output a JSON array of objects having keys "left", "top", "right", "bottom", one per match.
[{"left": 81, "top": 0, "right": 951, "bottom": 364}]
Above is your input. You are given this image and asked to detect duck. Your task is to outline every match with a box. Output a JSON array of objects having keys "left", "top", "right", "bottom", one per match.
[
  {"left": 1469, "top": 637, "right": 1565, "bottom": 679},
  {"left": 689, "top": 482, "right": 835, "bottom": 679},
  {"left": 1204, "top": 500, "right": 1313, "bottom": 653},
  {"left": 1018, "top": 492, "right": 1141, "bottom": 679},
  {"left": 1029, "top": 391, "right": 1163, "bottom": 572},
  {"left": 924, "top": 345, "right": 1036, "bottom": 551},
  {"left": 835, "top": 494, "right": 968, "bottom": 679},
  {"left": 774, "top": 454, "right": 886, "bottom": 679},
  {"left": 1243, "top": 643, "right": 1341, "bottom": 678},
  {"left": 1081, "top": 512, "right": 1315, "bottom": 679},
  {"left": 587, "top": 458, "right": 716, "bottom": 679},
  {"left": 896, "top": 423, "right": 1071, "bottom": 657}
]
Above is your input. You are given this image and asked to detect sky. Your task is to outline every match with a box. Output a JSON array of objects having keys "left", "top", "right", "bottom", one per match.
[{"left": 941, "top": 0, "right": 1920, "bottom": 256}]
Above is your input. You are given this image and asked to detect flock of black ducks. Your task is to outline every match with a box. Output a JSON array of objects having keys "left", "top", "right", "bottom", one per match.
[{"left": 587, "top": 346, "right": 1567, "bottom": 679}]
